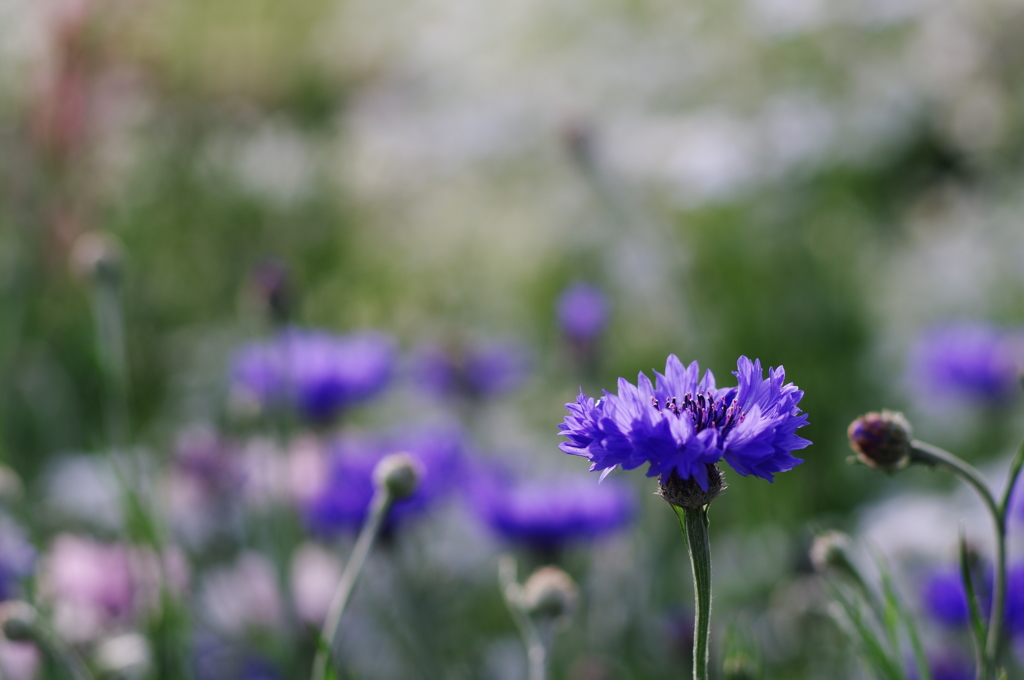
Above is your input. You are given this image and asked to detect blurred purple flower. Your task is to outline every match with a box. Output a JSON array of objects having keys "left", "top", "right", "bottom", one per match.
[
  {"left": 921, "top": 569, "right": 976, "bottom": 628},
  {"left": 411, "top": 341, "right": 531, "bottom": 399},
  {"left": 557, "top": 282, "right": 608, "bottom": 342},
  {"left": 559, "top": 355, "right": 810, "bottom": 489},
  {"left": 301, "top": 425, "right": 466, "bottom": 534},
  {"left": 908, "top": 653, "right": 974, "bottom": 680},
  {"left": 0, "top": 516, "right": 35, "bottom": 601},
  {"left": 173, "top": 426, "right": 244, "bottom": 494},
  {"left": 230, "top": 328, "right": 396, "bottom": 422},
  {"left": 909, "top": 322, "right": 1023, "bottom": 405},
  {"left": 470, "top": 473, "right": 635, "bottom": 550}
]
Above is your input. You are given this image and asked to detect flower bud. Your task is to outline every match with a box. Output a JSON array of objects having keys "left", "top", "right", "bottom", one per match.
[
  {"left": 659, "top": 464, "right": 725, "bottom": 510},
  {"left": 521, "top": 566, "right": 578, "bottom": 623},
  {"left": 847, "top": 410, "right": 912, "bottom": 471},
  {"left": 372, "top": 453, "right": 422, "bottom": 501},
  {"left": 809, "top": 531, "right": 852, "bottom": 574},
  {"left": 69, "top": 231, "right": 123, "bottom": 283},
  {"left": 723, "top": 650, "right": 758, "bottom": 680},
  {"left": 0, "top": 602, "right": 38, "bottom": 642}
]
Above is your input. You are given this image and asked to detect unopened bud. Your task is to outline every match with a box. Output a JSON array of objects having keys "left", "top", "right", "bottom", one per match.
[
  {"left": 659, "top": 464, "right": 725, "bottom": 510},
  {"left": 69, "top": 231, "right": 123, "bottom": 283},
  {"left": 847, "top": 410, "right": 912, "bottom": 471},
  {"left": 810, "top": 531, "right": 852, "bottom": 574},
  {"left": 0, "top": 602, "right": 38, "bottom": 642},
  {"left": 723, "top": 650, "right": 758, "bottom": 680},
  {"left": 522, "top": 566, "right": 578, "bottom": 623},
  {"left": 373, "top": 453, "right": 422, "bottom": 500}
]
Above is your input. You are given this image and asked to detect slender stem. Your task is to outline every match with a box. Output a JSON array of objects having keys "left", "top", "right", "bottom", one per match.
[
  {"left": 674, "top": 505, "right": 712, "bottom": 680},
  {"left": 910, "top": 439, "right": 1017, "bottom": 678},
  {"left": 909, "top": 441, "right": 999, "bottom": 520},
  {"left": 311, "top": 488, "right": 393, "bottom": 680},
  {"left": 498, "top": 556, "right": 548, "bottom": 680}
]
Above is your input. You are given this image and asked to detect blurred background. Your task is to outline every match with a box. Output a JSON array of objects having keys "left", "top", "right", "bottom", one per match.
[{"left": 2, "top": 0, "right": 1024, "bottom": 678}]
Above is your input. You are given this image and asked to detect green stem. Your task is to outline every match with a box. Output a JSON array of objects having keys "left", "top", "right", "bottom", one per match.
[
  {"left": 910, "top": 440, "right": 1016, "bottom": 679},
  {"left": 675, "top": 505, "right": 712, "bottom": 680},
  {"left": 498, "top": 556, "right": 548, "bottom": 680},
  {"left": 311, "top": 487, "right": 393, "bottom": 680}
]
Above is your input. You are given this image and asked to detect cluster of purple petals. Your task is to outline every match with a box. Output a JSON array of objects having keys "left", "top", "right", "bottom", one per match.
[
  {"left": 411, "top": 341, "right": 531, "bottom": 399},
  {"left": 921, "top": 569, "right": 979, "bottom": 627},
  {"left": 921, "top": 563, "right": 1024, "bottom": 635},
  {"left": 0, "top": 516, "right": 35, "bottom": 600},
  {"left": 909, "top": 322, "right": 1022, "bottom": 405},
  {"left": 230, "top": 328, "right": 396, "bottom": 422},
  {"left": 559, "top": 355, "right": 810, "bottom": 489},
  {"left": 556, "top": 282, "right": 608, "bottom": 342},
  {"left": 470, "top": 473, "right": 635, "bottom": 550},
  {"left": 302, "top": 425, "right": 466, "bottom": 534},
  {"left": 907, "top": 653, "right": 973, "bottom": 680}
]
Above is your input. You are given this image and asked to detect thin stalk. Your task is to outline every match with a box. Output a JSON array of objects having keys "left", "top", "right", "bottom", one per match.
[
  {"left": 498, "top": 556, "right": 549, "bottom": 680},
  {"left": 311, "top": 487, "right": 393, "bottom": 680},
  {"left": 910, "top": 440, "right": 1014, "bottom": 678},
  {"left": 674, "top": 505, "right": 712, "bottom": 680}
]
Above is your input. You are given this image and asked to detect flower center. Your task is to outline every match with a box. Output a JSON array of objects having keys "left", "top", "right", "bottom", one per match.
[{"left": 651, "top": 391, "right": 743, "bottom": 435}]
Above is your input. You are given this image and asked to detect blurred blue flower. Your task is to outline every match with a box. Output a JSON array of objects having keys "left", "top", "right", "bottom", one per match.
[
  {"left": 557, "top": 282, "right": 608, "bottom": 342},
  {"left": 908, "top": 322, "right": 1022, "bottom": 405},
  {"left": 230, "top": 328, "right": 396, "bottom": 422},
  {"left": 921, "top": 569, "right": 976, "bottom": 628},
  {"left": 470, "top": 473, "right": 635, "bottom": 550},
  {"left": 302, "top": 425, "right": 466, "bottom": 534},
  {"left": 559, "top": 355, "right": 810, "bottom": 489},
  {"left": 908, "top": 652, "right": 974, "bottom": 680},
  {"left": 0, "top": 516, "right": 35, "bottom": 601},
  {"left": 411, "top": 340, "right": 531, "bottom": 399}
]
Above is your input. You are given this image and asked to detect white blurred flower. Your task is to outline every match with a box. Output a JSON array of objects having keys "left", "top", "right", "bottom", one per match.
[
  {"left": 289, "top": 542, "right": 342, "bottom": 626},
  {"left": 199, "top": 552, "right": 284, "bottom": 637}
]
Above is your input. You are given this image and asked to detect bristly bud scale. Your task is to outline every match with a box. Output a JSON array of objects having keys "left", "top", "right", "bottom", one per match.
[
  {"left": 521, "top": 566, "right": 579, "bottom": 624},
  {"left": 372, "top": 453, "right": 422, "bottom": 501},
  {"left": 847, "top": 410, "right": 912, "bottom": 471},
  {"left": 659, "top": 464, "right": 726, "bottom": 510}
]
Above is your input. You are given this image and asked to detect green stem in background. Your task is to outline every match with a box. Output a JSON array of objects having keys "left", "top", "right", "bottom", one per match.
[
  {"left": 910, "top": 439, "right": 1024, "bottom": 678},
  {"left": 498, "top": 556, "right": 549, "bottom": 680},
  {"left": 311, "top": 487, "right": 393, "bottom": 680},
  {"left": 91, "top": 271, "right": 130, "bottom": 450},
  {"left": 674, "top": 504, "right": 712, "bottom": 680}
]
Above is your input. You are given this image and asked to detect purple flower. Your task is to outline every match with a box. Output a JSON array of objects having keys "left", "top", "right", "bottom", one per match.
[
  {"left": 557, "top": 282, "right": 608, "bottom": 342},
  {"left": 470, "top": 473, "right": 635, "bottom": 550},
  {"left": 921, "top": 569, "right": 976, "bottom": 627},
  {"left": 909, "top": 322, "right": 1023, "bottom": 405},
  {"left": 908, "top": 653, "right": 974, "bottom": 680},
  {"left": 230, "top": 328, "right": 396, "bottom": 422},
  {"left": 0, "top": 516, "right": 35, "bottom": 601},
  {"left": 559, "top": 355, "right": 810, "bottom": 489},
  {"left": 411, "top": 341, "right": 531, "bottom": 399},
  {"left": 301, "top": 425, "right": 466, "bottom": 534}
]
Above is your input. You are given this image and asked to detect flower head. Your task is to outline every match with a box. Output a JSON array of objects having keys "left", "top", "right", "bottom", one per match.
[
  {"left": 557, "top": 282, "right": 608, "bottom": 342},
  {"left": 847, "top": 410, "right": 912, "bottom": 471},
  {"left": 230, "top": 328, "right": 396, "bottom": 422},
  {"left": 301, "top": 425, "right": 466, "bottom": 534},
  {"left": 411, "top": 340, "right": 531, "bottom": 399},
  {"left": 470, "top": 473, "right": 635, "bottom": 550},
  {"left": 909, "top": 321, "right": 1023, "bottom": 406},
  {"left": 559, "top": 355, "right": 810, "bottom": 490}
]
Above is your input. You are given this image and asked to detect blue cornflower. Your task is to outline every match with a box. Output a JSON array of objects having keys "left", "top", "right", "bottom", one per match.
[
  {"left": 411, "top": 340, "right": 531, "bottom": 399},
  {"left": 557, "top": 282, "right": 608, "bottom": 342},
  {"left": 470, "top": 473, "right": 635, "bottom": 550},
  {"left": 908, "top": 322, "right": 1023, "bottom": 406},
  {"left": 921, "top": 569, "right": 977, "bottom": 628},
  {"left": 301, "top": 425, "right": 466, "bottom": 534},
  {"left": 559, "top": 355, "right": 810, "bottom": 490},
  {"left": 230, "top": 328, "right": 396, "bottom": 422},
  {"left": 0, "top": 515, "right": 35, "bottom": 600}
]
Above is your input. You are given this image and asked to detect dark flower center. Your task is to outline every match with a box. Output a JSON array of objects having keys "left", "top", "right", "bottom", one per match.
[{"left": 651, "top": 391, "right": 743, "bottom": 435}]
